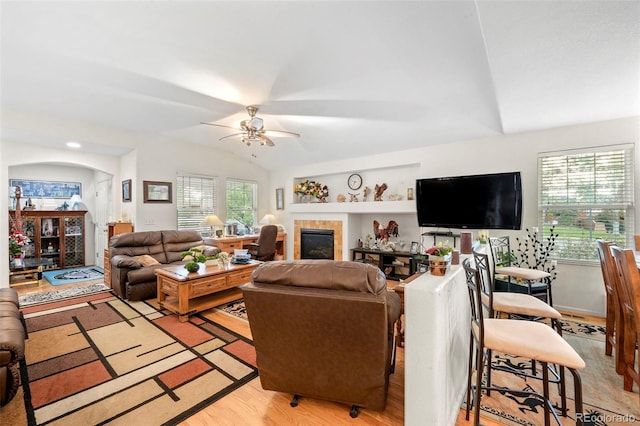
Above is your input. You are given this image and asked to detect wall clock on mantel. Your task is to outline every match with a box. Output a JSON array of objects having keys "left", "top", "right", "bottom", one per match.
[{"left": 348, "top": 173, "right": 362, "bottom": 190}]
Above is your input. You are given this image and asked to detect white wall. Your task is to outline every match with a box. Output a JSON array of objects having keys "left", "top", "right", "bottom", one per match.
[
  {"left": 131, "top": 140, "right": 270, "bottom": 232},
  {"left": 270, "top": 117, "right": 640, "bottom": 316}
]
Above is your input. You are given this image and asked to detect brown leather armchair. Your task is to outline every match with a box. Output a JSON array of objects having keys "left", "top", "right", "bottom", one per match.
[
  {"left": 246, "top": 224, "right": 277, "bottom": 261},
  {"left": 242, "top": 260, "right": 401, "bottom": 417}
]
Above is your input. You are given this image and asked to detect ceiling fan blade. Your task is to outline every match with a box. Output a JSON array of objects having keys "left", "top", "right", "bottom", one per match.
[
  {"left": 260, "top": 135, "right": 275, "bottom": 147},
  {"left": 219, "top": 132, "right": 245, "bottom": 141},
  {"left": 263, "top": 129, "right": 300, "bottom": 138},
  {"left": 200, "top": 122, "right": 240, "bottom": 131}
]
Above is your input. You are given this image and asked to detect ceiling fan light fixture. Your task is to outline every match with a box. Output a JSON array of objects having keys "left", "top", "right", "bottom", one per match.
[
  {"left": 201, "top": 105, "right": 298, "bottom": 148},
  {"left": 249, "top": 117, "right": 263, "bottom": 131}
]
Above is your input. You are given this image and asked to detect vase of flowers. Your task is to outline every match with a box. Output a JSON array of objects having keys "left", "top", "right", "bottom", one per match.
[
  {"left": 9, "top": 232, "right": 30, "bottom": 260},
  {"left": 425, "top": 241, "right": 453, "bottom": 276},
  {"left": 217, "top": 252, "right": 230, "bottom": 269},
  {"left": 294, "top": 180, "right": 323, "bottom": 203}
]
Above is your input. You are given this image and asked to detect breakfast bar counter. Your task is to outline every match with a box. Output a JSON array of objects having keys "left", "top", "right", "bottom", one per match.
[{"left": 404, "top": 261, "right": 470, "bottom": 425}]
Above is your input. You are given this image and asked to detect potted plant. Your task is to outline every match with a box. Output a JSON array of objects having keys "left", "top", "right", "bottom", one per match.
[
  {"left": 181, "top": 247, "right": 218, "bottom": 273},
  {"left": 9, "top": 232, "right": 29, "bottom": 261},
  {"left": 425, "top": 241, "right": 453, "bottom": 276}
]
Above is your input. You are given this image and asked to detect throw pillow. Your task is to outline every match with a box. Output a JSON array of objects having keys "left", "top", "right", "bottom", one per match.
[{"left": 134, "top": 254, "right": 161, "bottom": 267}]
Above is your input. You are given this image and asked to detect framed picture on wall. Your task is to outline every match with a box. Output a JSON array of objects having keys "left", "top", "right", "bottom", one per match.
[
  {"left": 276, "top": 188, "right": 284, "bottom": 210},
  {"left": 122, "top": 179, "right": 132, "bottom": 202},
  {"left": 143, "top": 181, "right": 172, "bottom": 203}
]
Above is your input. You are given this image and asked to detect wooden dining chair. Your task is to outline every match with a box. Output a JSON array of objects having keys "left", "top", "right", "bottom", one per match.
[
  {"left": 462, "top": 258, "right": 585, "bottom": 426},
  {"left": 610, "top": 246, "right": 640, "bottom": 399},
  {"left": 595, "top": 240, "right": 623, "bottom": 373}
]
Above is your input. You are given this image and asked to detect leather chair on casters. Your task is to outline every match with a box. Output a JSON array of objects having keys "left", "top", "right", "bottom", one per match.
[
  {"left": 595, "top": 240, "right": 623, "bottom": 373},
  {"left": 489, "top": 236, "right": 553, "bottom": 305},
  {"left": 462, "top": 258, "right": 585, "bottom": 426},
  {"left": 243, "top": 260, "right": 401, "bottom": 418},
  {"left": 610, "top": 246, "right": 640, "bottom": 401},
  {"left": 247, "top": 224, "right": 278, "bottom": 261}
]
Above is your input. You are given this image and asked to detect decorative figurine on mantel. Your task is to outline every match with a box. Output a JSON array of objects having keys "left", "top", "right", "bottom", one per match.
[
  {"left": 336, "top": 193, "right": 346, "bottom": 203},
  {"left": 374, "top": 183, "right": 388, "bottom": 201},
  {"left": 362, "top": 186, "right": 371, "bottom": 201},
  {"left": 349, "top": 193, "right": 359, "bottom": 202},
  {"left": 318, "top": 185, "right": 329, "bottom": 203}
]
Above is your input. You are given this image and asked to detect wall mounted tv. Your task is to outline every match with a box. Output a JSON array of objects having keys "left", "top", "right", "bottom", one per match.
[{"left": 416, "top": 172, "right": 523, "bottom": 230}]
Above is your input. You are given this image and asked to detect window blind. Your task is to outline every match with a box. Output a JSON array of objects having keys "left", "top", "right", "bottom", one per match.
[
  {"left": 176, "top": 175, "right": 218, "bottom": 233},
  {"left": 538, "top": 144, "right": 634, "bottom": 262}
]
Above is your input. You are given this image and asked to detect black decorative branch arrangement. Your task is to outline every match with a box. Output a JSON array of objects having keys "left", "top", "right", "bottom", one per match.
[{"left": 513, "top": 225, "right": 559, "bottom": 284}]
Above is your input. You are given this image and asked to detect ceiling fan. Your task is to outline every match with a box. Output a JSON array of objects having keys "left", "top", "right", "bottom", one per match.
[{"left": 200, "top": 105, "right": 300, "bottom": 147}]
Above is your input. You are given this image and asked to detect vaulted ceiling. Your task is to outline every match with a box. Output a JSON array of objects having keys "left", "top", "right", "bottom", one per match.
[{"left": 1, "top": 1, "right": 638, "bottom": 170}]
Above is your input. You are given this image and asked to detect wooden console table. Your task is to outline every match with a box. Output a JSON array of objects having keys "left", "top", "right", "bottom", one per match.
[
  {"left": 351, "top": 247, "right": 417, "bottom": 280},
  {"left": 156, "top": 261, "right": 260, "bottom": 322},
  {"left": 208, "top": 233, "right": 286, "bottom": 257}
]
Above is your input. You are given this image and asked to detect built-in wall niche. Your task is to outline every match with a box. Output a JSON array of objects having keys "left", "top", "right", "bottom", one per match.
[{"left": 293, "top": 163, "right": 420, "bottom": 205}]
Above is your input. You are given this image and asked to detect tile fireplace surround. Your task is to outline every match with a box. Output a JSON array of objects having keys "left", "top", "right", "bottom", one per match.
[{"left": 293, "top": 220, "right": 343, "bottom": 260}]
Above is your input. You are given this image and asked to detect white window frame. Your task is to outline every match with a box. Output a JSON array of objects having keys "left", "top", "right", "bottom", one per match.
[{"left": 538, "top": 144, "right": 635, "bottom": 264}]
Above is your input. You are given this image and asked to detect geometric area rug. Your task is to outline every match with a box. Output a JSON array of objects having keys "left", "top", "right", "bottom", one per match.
[{"left": 18, "top": 291, "right": 258, "bottom": 425}]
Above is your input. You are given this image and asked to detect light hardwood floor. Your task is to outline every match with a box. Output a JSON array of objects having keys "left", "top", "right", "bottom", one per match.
[{"left": 12, "top": 279, "right": 519, "bottom": 425}]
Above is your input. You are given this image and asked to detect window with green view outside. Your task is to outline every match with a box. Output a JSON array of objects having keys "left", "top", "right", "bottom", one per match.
[
  {"left": 538, "top": 145, "right": 634, "bottom": 263},
  {"left": 226, "top": 179, "right": 257, "bottom": 235}
]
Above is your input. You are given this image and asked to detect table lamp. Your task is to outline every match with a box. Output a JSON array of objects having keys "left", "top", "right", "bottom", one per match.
[
  {"left": 259, "top": 214, "right": 278, "bottom": 225},
  {"left": 69, "top": 194, "right": 84, "bottom": 210},
  {"left": 201, "top": 215, "right": 224, "bottom": 237}
]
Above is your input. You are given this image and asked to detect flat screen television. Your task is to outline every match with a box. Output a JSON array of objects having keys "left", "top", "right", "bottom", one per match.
[{"left": 416, "top": 172, "right": 522, "bottom": 230}]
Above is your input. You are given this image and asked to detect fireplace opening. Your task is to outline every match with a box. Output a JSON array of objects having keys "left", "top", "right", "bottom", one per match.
[{"left": 300, "top": 228, "right": 334, "bottom": 260}]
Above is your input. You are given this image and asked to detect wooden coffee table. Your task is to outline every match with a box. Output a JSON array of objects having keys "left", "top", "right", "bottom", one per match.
[{"left": 156, "top": 261, "right": 260, "bottom": 322}]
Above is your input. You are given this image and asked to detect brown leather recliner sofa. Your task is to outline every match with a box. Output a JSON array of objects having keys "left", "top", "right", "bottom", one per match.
[
  {"left": 0, "top": 288, "right": 25, "bottom": 407},
  {"left": 242, "top": 260, "right": 401, "bottom": 417},
  {"left": 109, "top": 230, "right": 220, "bottom": 301}
]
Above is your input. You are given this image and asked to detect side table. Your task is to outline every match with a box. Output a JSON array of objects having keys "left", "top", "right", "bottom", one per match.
[{"left": 9, "top": 258, "right": 54, "bottom": 287}]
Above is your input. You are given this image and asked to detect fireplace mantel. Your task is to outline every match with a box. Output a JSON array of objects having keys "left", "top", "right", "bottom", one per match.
[{"left": 289, "top": 200, "right": 415, "bottom": 214}]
